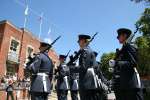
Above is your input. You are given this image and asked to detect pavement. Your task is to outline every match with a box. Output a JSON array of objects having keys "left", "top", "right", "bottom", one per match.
[
  {"left": 107, "top": 92, "right": 116, "bottom": 100},
  {"left": 19, "top": 91, "right": 116, "bottom": 100}
]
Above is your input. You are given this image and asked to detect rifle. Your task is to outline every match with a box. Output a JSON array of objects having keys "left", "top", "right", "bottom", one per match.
[
  {"left": 43, "top": 36, "right": 61, "bottom": 52},
  {"left": 67, "top": 32, "right": 98, "bottom": 66},
  {"left": 124, "top": 25, "right": 141, "bottom": 87},
  {"left": 125, "top": 25, "right": 139, "bottom": 44},
  {"left": 64, "top": 50, "right": 71, "bottom": 60},
  {"left": 87, "top": 32, "right": 98, "bottom": 45},
  {"left": 123, "top": 25, "right": 141, "bottom": 65}
]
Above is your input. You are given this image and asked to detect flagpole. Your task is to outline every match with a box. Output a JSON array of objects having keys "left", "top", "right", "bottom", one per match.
[
  {"left": 39, "top": 19, "right": 42, "bottom": 39},
  {"left": 24, "top": 16, "right": 27, "bottom": 28},
  {"left": 39, "top": 13, "right": 43, "bottom": 39}
]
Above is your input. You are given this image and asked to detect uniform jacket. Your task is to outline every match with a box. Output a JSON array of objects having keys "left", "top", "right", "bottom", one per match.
[
  {"left": 114, "top": 43, "right": 141, "bottom": 90},
  {"left": 56, "top": 63, "right": 70, "bottom": 90},
  {"left": 26, "top": 52, "right": 54, "bottom": 93},
  {"left": 78, "top": 46, "right": 97, "bottom": 90}
]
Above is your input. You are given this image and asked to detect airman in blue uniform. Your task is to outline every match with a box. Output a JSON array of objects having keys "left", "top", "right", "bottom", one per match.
[
  {"left": 77, "top": 35, "right": 100, "bottom": 100},
  {"left": 109, "top": 28, "right": 144, "bottom": 100},
  {"left": 26, "top": 42, "right": 54, "bottom": 100},
  {"left": 55, "top": 55, "right": 70, "bottom": 100},
  {"left": 69, "top": 63, "right": 79, "bottom": 100}
]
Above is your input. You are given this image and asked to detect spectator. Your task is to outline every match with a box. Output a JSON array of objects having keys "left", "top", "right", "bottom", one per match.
[{"left": 6, "top": 80, "right": 14, "bottom": 100}]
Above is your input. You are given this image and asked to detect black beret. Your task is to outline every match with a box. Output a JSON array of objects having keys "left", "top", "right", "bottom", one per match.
[
  {"left": 40, "top": 42, "right": 50, "bottom": 47},
  {"left": 117, "top": 28, "right": 132, "bottom": 38},
  {"left": 59, "top": 55, "right": 67, "bottom": 59},
  {"left": 78, "top": 34, "right": 91, "bottom": 40}
]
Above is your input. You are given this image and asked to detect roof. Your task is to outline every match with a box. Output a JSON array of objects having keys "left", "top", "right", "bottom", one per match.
[{"left": 0, "top": 20, "right": 40, "bottom": 41}]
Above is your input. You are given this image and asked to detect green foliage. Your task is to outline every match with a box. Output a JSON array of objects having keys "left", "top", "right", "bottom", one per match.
[
  {"left": 131, "top": 0, "right": 150, "bottom": 4},
  {"left": 100, "top": 52, "right": 115, "bottom": 79},
  {"left": 135, "top": 36, "right": 150, "bottom": 76},
  {"left": 135, "top": 8, "right": 150, "bottom": 76},
  {"left": 136, "top": 8, "right": 150, "bottom": 36}
]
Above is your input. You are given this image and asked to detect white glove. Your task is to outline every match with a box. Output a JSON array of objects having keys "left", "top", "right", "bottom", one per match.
[
  {"left": 109, "top": 59, "right": 116, "bottom": 67},
  {"left": 23, "top": 63, "right": 27, "bottom": 69}
]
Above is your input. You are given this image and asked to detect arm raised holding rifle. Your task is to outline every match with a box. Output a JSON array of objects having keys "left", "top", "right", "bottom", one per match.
[{"left": 67, "top": 33, "right": 104, "bottom": 100}]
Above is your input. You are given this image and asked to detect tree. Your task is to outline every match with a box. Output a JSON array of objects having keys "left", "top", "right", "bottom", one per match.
[
  {"left": 100, "top": 52, "right": 115, "bottom": 79},
  {"left": 135, "top": 8, "right": 150, "bottom": 76},
  {"left": 135, "top": 36, "right": 150, "bottom": 76},
  {"left": 131, "top": 0, "right": 150, "bottom": 4},
  {"left": 136, "top": 8, "right": 150, "bottom": 36}
]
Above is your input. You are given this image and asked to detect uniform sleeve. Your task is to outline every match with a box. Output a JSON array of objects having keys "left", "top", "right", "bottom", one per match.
[
  {"left": 126, "top": 44, "right": 138, "bottom": 66},
  {"left": 57, "top": 66, "right": 65, "bottom": 78},
  {"left": 79, "top": 50, "right": 88, "bottom": 72},
  {"left": 26, "top": 55, "right": 42, "bottom": 73}
]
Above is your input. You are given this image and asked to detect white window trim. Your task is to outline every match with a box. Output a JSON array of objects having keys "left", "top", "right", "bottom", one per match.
[{"left": 8, "top": 36, "right": 21, "bottom": 54}]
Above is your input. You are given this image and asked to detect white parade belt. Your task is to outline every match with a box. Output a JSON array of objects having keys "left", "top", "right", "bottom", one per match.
[
  {"left": 64, "top": 76, "right": 69, "bottom": 89},
  {"left": 33, "top": 73, "right": 48, "bottom": 92},
  {"left": 134, "top": 67, "right": 141, "bottom": 88}
]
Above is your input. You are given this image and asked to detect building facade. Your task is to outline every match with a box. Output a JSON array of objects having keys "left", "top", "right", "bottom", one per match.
[{"left": 0, "top": 20, "right": 59, "bottom": 79}]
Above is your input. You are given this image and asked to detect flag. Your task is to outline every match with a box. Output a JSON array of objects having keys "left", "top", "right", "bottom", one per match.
[
  {"left": 24, "top": 5, "right": 29, "bottom": 28},
  {"left": 48, "top": 27, "right": 51, "bottom": 35},
  {"left": 38, "top": 13, "right": 44, "bottom": 22},
  {"left": 24, "top": 5, "right": 29, "bottom": 16}
]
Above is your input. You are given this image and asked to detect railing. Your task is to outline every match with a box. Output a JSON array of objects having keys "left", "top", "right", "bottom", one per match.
[{"left": 0, "top": 81, "right": 30, "bottom": 91}]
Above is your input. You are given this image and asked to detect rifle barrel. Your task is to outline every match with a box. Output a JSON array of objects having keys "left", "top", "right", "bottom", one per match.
[
  {"left": 89, "top": 32, "right": 98, "bottom": 43},
  {"left": 66, "top": 50, "right": 71, "bottom": 57},
  {"left": 50, "top": 36, "right": 61, "bottom": 46}
]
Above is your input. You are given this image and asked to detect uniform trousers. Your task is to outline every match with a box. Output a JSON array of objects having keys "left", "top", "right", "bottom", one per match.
[
  {"left": 114, "top": 89, "right": 143, "bottom": 100},
  {"left": 57, "top": 90, "right": 68, "bottom": 100},
  {"left": 31, "top": 92, "right": 49, "bottom": 100}
]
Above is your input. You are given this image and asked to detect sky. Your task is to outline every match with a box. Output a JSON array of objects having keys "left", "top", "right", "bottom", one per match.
[{"left": 0, "top": 0, "right": 146, "bottom": 60}]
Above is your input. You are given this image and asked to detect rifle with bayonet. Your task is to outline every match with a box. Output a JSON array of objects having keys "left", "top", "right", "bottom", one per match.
[
  {"left": 114, "top": 25, "right": 140, "bottom": 60},
  {"left": 67, "top": 32, "right": 98, "bottom": 66},
  {"left": 124, "top": 25, "right": 140, "bottom": 66},
  {"left": 43, "top": 36, "right": 61, "bottom": 52}
]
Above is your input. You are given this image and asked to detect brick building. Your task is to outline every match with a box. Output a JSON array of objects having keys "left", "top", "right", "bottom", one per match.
[{"left": 0, "top": 20, "right": 59, "bottom": 79}]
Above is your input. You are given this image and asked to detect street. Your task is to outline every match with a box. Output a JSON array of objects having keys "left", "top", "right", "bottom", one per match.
[{"left": 19, "top": 91, "right": 115, "bottom": 100}]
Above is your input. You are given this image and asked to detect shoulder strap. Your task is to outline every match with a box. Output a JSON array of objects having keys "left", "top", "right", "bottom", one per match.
[{"left": 43, "top": 52, "right": 52, "bottom": 63}]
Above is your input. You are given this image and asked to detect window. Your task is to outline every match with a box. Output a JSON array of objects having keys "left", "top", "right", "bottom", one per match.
[
  {"left": 25, "top": 45, "right": 34, "bottom": 63},
  {"left": 7, "top": 38, "right": 20, "bottom": 63},
  {"left": 6, "top": 62, "right": 18, "bottom": 76},
  {"left": 10, "top": 39, "right": 19, "bottom": 52},
  {"left": 24, "top": 46, "right": 34, "bottom": 78},
  {"left": 26, "top": 45, "right": 34, "bottom": 57},
  {"left": 27, "top": 47, "right": 33, "bottom": 57}
]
